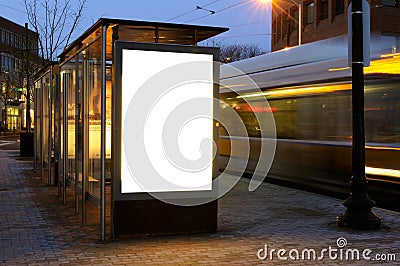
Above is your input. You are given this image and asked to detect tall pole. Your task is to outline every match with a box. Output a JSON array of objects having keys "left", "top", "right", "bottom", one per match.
[
  {"left": 4, "top": 75, "right": 9, "bottom": 132},
  {"left": 100, "top": 24, "right": 108, "bottom": 241},
  {"left": 62, "top": 71, "right": 68, "bottom": 204},
  {"left": 25, "top": 23, "right": 31, "bottom": 133},
  {"left": 298, "top": 3, "right": 302, "bottom": 45},
  {"left": 287, "top": 0, "right": 302, "bottom": 45},
  {"left": 337, "top": 0, "right": 381, "bottom": 230},
  {"left": 48, "top": 65, "right": 53, "bottom": 186}
]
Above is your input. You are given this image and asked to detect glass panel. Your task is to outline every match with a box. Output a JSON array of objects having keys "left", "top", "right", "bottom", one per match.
[
  {"left": 84, "top": 36, "right": 112, "bottom": 204},
  {"left": 86, "top": 38, "right": 102, "bottom": 202},
  {"left": 60, "top": 60, "right": 76, "bottom": 187},
  {"left": 106, "top": 63, "right": 112, "bottom": 183},
  {"left": 42, "top": 73, "right": 50, "bottom": 171},
  {"left": 53, "top": 66, "right": 61, "bottom": 184},
  {"left": 34, "top": 82, "right": 41, "bottom": 170},
  {"left": 76, "top": 52, "right": 84, "bottom": 192}
]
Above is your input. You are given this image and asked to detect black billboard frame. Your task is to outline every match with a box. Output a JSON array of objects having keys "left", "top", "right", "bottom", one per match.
[{"left": 112, "top": 41, "right": 220, "bottom": 237}]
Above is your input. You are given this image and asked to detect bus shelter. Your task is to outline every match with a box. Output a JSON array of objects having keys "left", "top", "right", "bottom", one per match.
[{"left": 35, "top": 18, "right": 228, "bottom": 240}]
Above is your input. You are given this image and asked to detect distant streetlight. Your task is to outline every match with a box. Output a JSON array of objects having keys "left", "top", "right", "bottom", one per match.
[{"left": 259, "top": 0, "right": 302, "bottom": 46}]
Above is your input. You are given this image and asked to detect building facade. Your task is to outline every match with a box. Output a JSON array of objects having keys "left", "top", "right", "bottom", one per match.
[
  {"left": 271, "top": 0, "right": 400, "bottom": 51},
  {"left": 0, "top": 16, "right": 41, "bottom": 132}
]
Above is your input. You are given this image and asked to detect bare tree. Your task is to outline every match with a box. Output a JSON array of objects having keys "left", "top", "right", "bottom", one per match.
[
  {"left": 21, "top": 0, "right": 87, "bottom": 132},
  {"left": 24, "top": 0, "right": 87, "bottom": 62},
  {"left": 220, "top": 43, "right": 266, "bottom": 63},
  {"left": 203, "top": 38, "right": 266, "bottom": 63}
]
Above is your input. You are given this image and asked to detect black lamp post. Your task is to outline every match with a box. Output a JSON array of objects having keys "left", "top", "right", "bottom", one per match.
[
  {"left": 337, "top": 0, "right": 381, "bottom": 230},
  {"left": 25, "top": 22, "right": 31, "bottom": 133}
]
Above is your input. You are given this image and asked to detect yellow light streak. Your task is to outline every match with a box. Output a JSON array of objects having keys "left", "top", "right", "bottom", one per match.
[
  {"left": 328, "top": 67, "right": 350, "bottom": 72},
  {"left": 237, "top": 83, "right": 351, "bottom": 99},
  {"left": 366, "top": 166, "right": 400, "bottom": 178},
  {"left": 364, "top": 57, "right": 400, "bottom": 75},
  {"left": 328, "top": 56, "right": 400, "bottom": 74},
  {"left": 380, "top": 52, "right": 400, "bottom": 58},
  {"left": 366, "top": 145, "right": 400, "bottom": 151},
  {"left": 234, "top": 53, "right": 400, "bottom": 100}
]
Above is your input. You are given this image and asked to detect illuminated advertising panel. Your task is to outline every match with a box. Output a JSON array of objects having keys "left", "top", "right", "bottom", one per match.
[{"left": 114, "top": 42, "right": 218, "bottom": 198}]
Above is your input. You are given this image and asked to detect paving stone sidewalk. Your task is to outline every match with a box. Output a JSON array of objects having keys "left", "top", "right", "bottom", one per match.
[{"left": 0, "top": 144, "right": 399, "bottom": 265}]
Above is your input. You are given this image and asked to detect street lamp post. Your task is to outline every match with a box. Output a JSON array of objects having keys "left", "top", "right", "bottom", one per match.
[
  {"left": 336, "top": 0, "right": 381, "bottom": 230},
  {"left": 25, "top": 23, "right": 31, "bottom": 133}
]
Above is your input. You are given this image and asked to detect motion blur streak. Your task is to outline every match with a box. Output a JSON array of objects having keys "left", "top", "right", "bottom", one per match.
[{"left": 219, "top": 36, "right": 400, "bottom": 211}]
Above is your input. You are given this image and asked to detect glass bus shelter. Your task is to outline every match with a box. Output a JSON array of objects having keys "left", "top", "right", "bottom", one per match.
[{"left": 34, "top": 18, "right": 227, "bottom": 240}]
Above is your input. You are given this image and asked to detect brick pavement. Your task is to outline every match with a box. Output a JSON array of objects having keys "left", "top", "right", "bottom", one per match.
[{"left": 0, "top": 140, "right": 399, "bottom": 265}]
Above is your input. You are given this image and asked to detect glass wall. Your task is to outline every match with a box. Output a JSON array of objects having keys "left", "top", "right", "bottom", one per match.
[
  {"left": 82, "top": 37, "right": 112, "bottom": 206},
  {"left": 53, "top": 65, "right": 61, "bottom": 189},
  {"left": 83, "top": 38, "right": 111, "bottom": 204},
  {"left": 60, "top": 60, "right": 76, "bottom": 189},
  {"left": 42, "top": 73, "right": 50, "bottom": 175},
  {"left": 34, "top": 72, "right": 50, "bottom": 180},
  {"left": 88, "top": 45, "right": 101, "bottom": 202},
  {"left": 85, "top": 38, "right": 102, "bottom": 204},
  {"left": 34, "top": 79, "right": 41, "bottom": 171},
  {"left": 59, "top": 33, "right": 111, "bottom": 209},
  {"left": 76, "top": 51, "right": 84, "bottom": 199},
  {"left": 34, "top": 66, "right": 59, "bottom": 185}
]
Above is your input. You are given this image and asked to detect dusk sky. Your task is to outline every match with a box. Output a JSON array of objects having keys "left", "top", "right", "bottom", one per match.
[{"left": 0, "top": 0, "right": 272, "bottom": 51}]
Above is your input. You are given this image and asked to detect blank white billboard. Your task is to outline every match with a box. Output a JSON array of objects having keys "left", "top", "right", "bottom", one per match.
[{"left": 121, "top": 49, "right": 214, "bottom": 193}]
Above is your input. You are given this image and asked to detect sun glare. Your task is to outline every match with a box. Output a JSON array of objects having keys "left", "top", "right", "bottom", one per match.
[
  {"left": 237, "top": 0, "right": 271, "bottom": 31},
  {"left": 252, "top": 0, "right": 271, "bottom": 12}
]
